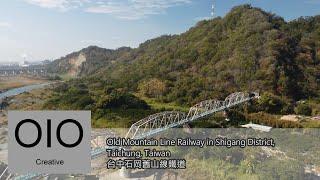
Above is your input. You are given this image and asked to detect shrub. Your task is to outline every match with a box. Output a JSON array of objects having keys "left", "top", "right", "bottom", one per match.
[
  {"left": 257, "top": 93, "right": 285, "bottom": 114},
  {"left": 96, "top": 90, "right": 150, "bottom": 110},
  {"left": 295, "top": 104, "right": 312, "bottom": 116}
]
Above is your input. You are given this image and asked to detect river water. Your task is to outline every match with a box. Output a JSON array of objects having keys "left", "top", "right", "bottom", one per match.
[{"left": 0, "top": 82, "right": 51, "bottom": 100}]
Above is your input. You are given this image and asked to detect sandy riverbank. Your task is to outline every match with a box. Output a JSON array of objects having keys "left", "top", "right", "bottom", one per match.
[{"left": 0, "top": 76, "right": 48, "bottom": 92}]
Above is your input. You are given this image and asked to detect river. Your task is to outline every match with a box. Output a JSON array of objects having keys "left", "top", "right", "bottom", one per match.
[{"left": 0, "top": 82, "right": 52, "bottom": 100}]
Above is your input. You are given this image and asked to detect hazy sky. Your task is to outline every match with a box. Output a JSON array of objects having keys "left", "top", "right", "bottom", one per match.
[{"left": 0, "top": 0, "right": 319, "bottom": 62}]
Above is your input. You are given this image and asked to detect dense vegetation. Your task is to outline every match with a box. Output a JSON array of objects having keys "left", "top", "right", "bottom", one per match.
[
  {"left": 47, "top": 46, "right": 132, "bottom": 76},
  {"left": 45, "top": 5, "right": 320, "bottom": 128},
  {"left": 43, "top": 80, "right": 154, "bottom": 128}
]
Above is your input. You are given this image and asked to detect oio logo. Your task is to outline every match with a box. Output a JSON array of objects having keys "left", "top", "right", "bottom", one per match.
[{"left": 8, "top": 111, "right": 91, "bottom": 174}]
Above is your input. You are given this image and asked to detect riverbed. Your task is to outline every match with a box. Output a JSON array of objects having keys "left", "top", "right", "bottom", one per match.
[{"left": 0, "top": 82, "right": 51, "bottom": 100}]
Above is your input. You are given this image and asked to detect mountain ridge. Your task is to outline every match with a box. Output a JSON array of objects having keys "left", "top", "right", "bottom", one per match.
[
  {"left": 47, "top": 45, "right": 132, "bottom": 77},
  {"left": 48, "top": 4, "right": 320, "bottom": 105}
]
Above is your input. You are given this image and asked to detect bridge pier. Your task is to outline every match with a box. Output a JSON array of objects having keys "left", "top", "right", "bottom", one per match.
[
  {"left": 223, "top": 110, "right": 230, "bottom": 121},
  {"left": 183, "top": 123, "right": 193, "bottom": 134}
]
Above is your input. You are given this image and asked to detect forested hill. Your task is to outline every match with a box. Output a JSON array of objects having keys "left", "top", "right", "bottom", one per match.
[
  {"left": 47, "top": 46, "right": 131, "bottom": 77},
  {"left": 48, "top": 5, "right": 320, "bottom": 106}
]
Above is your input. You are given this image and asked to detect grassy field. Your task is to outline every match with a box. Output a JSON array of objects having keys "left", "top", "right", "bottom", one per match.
[
  {"left": 134, "top": 93, "right": 190, "bottom": 112},
  {"left": 0, "top": 76, "right": 48, "bottom": 91},
  {"left": 7, "top": 88, "right": 54, "bottom": 110},
  {"left": 90, "top": 94, "right": 190, "bottom": 128},
  {"left": 0, "top": 88, "right": 54, "bottom": 124},
  {"left": 58, "top": 73, "right": 75, "bottom": 81}
]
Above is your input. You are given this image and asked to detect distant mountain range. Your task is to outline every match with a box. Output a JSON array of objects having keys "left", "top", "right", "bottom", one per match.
[{"left": 47, "top": 4, "right": 320, "bottom": 104}]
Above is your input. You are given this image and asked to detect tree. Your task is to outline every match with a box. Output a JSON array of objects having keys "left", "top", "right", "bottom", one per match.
[
  {"left": 138, "top": 78, "right": 167, "bottom": 98},
  {"left": 258, "top": 93, "right": 284, "bottom": 114}
]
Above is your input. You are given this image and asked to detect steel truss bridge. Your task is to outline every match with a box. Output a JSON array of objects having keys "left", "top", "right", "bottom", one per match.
[{"left": 11, "top": 91, "right": 259, "bottom": 180}]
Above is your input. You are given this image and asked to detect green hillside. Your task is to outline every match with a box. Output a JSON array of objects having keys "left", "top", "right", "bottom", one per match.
[
  {"left": 47, "top": 46, "right": 131, "bottom": 77},
  {"left": 104, "top": 5, "right": 319, "bottom": 102},
  {"left": 45, "top": 5, "right": 320, "bottom": 128}
]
